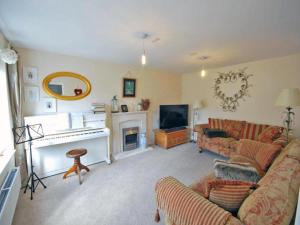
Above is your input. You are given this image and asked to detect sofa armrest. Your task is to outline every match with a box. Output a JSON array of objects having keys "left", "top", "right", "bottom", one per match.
[
  {"left": 155, "top": 177, "right": 232, "bottom": 225},
  {"left": 194, "top": 123, "right": 209, "bottom": 134}
]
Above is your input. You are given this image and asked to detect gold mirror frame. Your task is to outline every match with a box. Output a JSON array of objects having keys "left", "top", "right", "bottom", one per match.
[{"left": 42, "top": 72, "right": 92, "bottom": 101}]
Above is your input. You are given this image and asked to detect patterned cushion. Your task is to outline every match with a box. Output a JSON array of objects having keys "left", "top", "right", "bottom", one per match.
[
  {"left": 255, "top": 144, "right": 281, "bottom": 171},
  {"left": 209, "top": 118, "right": 224, "bottom": 129},
  {"left": 223, "top": 120, "right": 245, "bottom": 140},
  {"left": 272, "top": 135, "right": 288, "bottom": 147},
  {"left": 241, "top": 123, "right": 269, "bottom": 140},
  {"left": 190, "top": 173, "right": 215, "bottom": 198},
  {"left": 238, "top": 157, "right": 300, "bottom": 225},
  {"left": 214, "top": 159, "right": 261, "bottom": 183},
  {"left": 207, "top": 179, "right": 257, "bottom": 212},
  {"left": 257, "top": 126, "right": 283, "bottom": 143},
  {"left": 206, "top": 137, "right": 236, "bottom": 148},
  {"left": 155, "top": 177, "right": 232, "bottom": 225},
  {"left": 230, "top": 154, "right": 266, "bottom": 177},
  {"left": 237, "top": 139, "right": 282, "bottom": 171}
]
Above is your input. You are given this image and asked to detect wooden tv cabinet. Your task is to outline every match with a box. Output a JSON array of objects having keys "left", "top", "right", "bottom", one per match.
[{"left": 154, "top": 128, "right": 189, "bottom": 149}]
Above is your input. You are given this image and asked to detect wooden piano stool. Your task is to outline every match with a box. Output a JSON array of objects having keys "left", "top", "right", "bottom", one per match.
[{"left": 63, "top": 148, "right": 90, "bottom": 184}]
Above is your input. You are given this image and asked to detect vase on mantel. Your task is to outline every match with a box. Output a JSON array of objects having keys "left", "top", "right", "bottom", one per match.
[{"left": 111, "top": 95, "right": 119, "bottom": 113}]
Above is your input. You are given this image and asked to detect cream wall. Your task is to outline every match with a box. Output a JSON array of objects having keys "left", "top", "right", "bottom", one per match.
[
  {"left": 17, "top": 48, "right": 182, "bottom": 143},
  {"left": 182, "top": 54, "right": 300, "bottom": 137}
]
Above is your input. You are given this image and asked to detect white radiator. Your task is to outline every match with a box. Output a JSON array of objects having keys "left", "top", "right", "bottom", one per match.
[{"left": 0, "top": 167, "right": 21, "bottom": 225}]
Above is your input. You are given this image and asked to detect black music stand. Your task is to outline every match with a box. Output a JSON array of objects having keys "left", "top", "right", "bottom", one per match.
[{"left": 13, "top": 124, "right": 47, "bottom": 200}]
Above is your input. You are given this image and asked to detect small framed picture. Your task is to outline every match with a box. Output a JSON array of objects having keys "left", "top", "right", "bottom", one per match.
[
  {"left": 40, "top": 98, "right": 57, "bottom": 113},
  {"left": 23, "top": 66, "right": 38, "bottom": 84},
  {"left": 24, "top": 86, "right": 39, "bottom": 103},
  {"left": 123, "top": 78, "right": 136, "bottom": 97},
  {"left": 121, "top": 104, "right": 128, "bottom": 112}
]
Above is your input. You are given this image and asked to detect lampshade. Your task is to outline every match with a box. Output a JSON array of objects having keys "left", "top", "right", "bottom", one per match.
[
  {"left": 193, "top": 100, "right": 204, "bottom": 109},
  {"left": 275, "top": 88, "right": 300, "bottom": 107}
]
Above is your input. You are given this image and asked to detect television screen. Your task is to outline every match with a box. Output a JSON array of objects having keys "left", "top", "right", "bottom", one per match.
[{"left": 159, "top": 104, "right": 188, "bottom": 130}]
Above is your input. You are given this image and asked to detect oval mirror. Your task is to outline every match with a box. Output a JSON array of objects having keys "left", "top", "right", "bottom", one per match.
[{"left": 42, "top": 72, "right": 91, "bottom": 100}]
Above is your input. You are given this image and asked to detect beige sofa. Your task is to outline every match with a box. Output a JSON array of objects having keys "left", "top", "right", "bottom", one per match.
[
  {"left": 155, "top": 139, "right": 300, "bottom": 225},
  {"left": 195, "top": 118, "right": 285, "bottom": 157}
]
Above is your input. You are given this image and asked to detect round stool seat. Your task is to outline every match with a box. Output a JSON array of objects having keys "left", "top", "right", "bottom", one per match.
[
  {"left": 66, "top": 148, "right": 87, "bottom": 158},
  {"left": 63, "top": 148, "right": 89, "bottom": 184}
]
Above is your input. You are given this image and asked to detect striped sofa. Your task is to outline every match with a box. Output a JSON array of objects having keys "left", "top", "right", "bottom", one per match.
[
  {"left": 155, "top": 139, "right": 300, "bottom": 225},
  {"left": 196, "top": 118, "right": 285, "bottom": 157}
]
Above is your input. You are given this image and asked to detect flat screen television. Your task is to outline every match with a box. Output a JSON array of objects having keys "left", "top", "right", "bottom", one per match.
[{"left": 159, "top": 104, "right": 188, "bottom": 130}]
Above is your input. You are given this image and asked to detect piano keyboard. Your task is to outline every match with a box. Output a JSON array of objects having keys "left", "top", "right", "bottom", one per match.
[{"left": 32, "top": 128, "right": 110, "bottom": 148}]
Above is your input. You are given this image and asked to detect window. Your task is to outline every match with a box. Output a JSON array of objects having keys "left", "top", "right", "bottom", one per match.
[{"left": 0, "top": 61, "right": 14, "bottom": 152}]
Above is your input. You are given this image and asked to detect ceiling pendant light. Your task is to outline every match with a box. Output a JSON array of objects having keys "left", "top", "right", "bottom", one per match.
[
  {"left": 198, "top": 56, "right": 209, "bottom": 78},
  {"left": 140, "top": 33, "right": 149, "bottom": 66},
  {"left": 201, "top": 66, "right": 206, "bottom": 77}
]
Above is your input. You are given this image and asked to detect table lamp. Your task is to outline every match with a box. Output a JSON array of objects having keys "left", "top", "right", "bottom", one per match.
[
  {"left": 192, "top": 100, "right": 204, "bottom": 142},
  {"left": 275, "top": 88, "right": 300, "bottom": 143}
]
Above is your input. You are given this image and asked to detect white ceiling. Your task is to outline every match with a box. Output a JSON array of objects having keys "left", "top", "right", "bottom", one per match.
[{"left": 0, "top": 0, "right": 300, "bottom": 74}]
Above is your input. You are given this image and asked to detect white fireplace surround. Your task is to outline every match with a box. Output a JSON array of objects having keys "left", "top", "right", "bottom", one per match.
[{"left": 112, "top": 111, "right": 147, "bottom": 156}]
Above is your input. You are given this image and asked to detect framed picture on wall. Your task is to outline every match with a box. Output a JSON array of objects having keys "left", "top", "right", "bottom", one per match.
[
  {"left": 123, "top": 78, "right": 136, "bottom": 97},
  {"left": 23, "top": 66, "right": 38, "bottom": 84},
  {"left": 121, "top": 104, "right": 128, "bottom": 112},
  {"left": 24, "top": 86, "right": 39, "bottom": 102},
  {"left": 40, "top": 97, "right": 57, "bottom": 113}
]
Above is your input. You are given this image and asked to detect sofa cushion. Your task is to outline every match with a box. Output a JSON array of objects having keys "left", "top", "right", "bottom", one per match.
[
  {"left": 230, "top": 154, "right": 265, "bottom": 177},
  {"left": 209, "top": 118, "right": 224, "bottom": 130},
  {"left": 214, "top": 159, "right": 261, "bottom": 183},
  {"left": 238, "top": 156, "right": 300, "bottom": 225},
  {"left": 241, "top": 122, "right": 269, "bottom": 140},
  {"left": 204, "top": 128, "right": 227, "bottom": 138},
  {"left": 255, "top": 144, "right": 281, "bottom": 171},
  {"left": 236, "top": 139, "right": 282, "bottom": 171},
  {"left": 223, "top": 120, "right": 245, "bottom": 140},
  {"left": 205, "top": 137, "right": 236, "bottom": 148},
  {"left": 190, "top": 173, "right": 215, "bottom": 198},
  {"left": 257, "top": 126, "right": 283, "bottom": 143},
  {"left": 155, "top": 177, "right": 232, "bottom": 225},
  {"left": 236, "top": 139, "right": 260, "bottom": 160},
  {"left": 207, "top": 179, "right": 257, "bottom": 213}
]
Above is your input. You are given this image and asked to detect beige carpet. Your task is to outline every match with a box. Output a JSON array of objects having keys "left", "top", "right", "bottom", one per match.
[{"left": 13, "top": 143, "right": 223, "bottom": 225}]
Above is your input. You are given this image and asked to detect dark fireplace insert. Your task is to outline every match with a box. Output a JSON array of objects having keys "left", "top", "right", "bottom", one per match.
[{"left": 123, "top": 127, "right": 139, "bottom": 151}]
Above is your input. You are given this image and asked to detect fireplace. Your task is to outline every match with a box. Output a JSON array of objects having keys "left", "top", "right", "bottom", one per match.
[{"left": 123, "top": 127, "right": 139, "bottom": 151}]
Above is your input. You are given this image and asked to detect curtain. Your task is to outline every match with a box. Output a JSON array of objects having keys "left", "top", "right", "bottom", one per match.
[{"left": 7, "top": 62, "right": 27, "bottom": 181}]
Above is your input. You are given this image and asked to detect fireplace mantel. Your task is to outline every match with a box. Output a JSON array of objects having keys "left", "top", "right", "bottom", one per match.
[{"left": 111, "top": 111, "right": 147, "bottom": 156}]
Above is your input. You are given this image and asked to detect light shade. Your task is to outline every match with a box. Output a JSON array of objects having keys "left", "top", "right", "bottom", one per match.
[
  {"left": 141, "top": 53, "right": 146, "bottom": 65},
  {"left": 0, "top": 48, "right": 18, "bottom": 64},
  {"left": 193, "top": 100, "right": 204, "bottom": 109},
  {"left": 275, "top": 88, "right": 300, "bottom": 107},
  {"left": 200, "top": 69, "right": 206, "bottom": 77}
]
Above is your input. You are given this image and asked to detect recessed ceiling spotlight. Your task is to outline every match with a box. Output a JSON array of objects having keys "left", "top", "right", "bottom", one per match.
[
  {"left": 189, "top": 52, "right": 198, "bottom": 56},
  {"left": 198, "top": 56, "right": 209, "bottom": 60},
  {"left": 152, "top": 38, "right": 160, "bottom": 43}
]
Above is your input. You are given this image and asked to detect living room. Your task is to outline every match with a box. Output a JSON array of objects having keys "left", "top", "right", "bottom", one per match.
[{"left": 0, "top": 1, "right": 299, "bottom": 225}]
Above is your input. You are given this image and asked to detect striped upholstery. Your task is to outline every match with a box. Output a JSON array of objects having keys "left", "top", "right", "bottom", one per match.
[
  {"left": 155, "top": 177, "right": 231, "bottom": 225},
  {"left": 237, "top": 139, "right": 282, "bottom": 171},
  {"left": 207, "top": 180, "right": 257, "bottom": 212},
  {"left": 241, "top": 123, "right": 269, "bottom": 140},
  {"left": 255, "top": 144, "right": 281, "bottom": 170},
  {"left": 209, "top": 118, "right": 224, "bottom": 130}
]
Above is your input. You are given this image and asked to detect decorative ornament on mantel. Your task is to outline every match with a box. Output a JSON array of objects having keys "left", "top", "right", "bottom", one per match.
[
  {"left": 141, "top": 99, "right": 150, "bottom": 110},
  {"left": 213, "top": 68, "right": 253, "bottom": 112}
]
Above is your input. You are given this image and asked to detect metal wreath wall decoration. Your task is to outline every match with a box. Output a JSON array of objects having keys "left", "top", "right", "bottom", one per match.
[{"left": 213, "top": 68, "right": 253, "bottom": 112}]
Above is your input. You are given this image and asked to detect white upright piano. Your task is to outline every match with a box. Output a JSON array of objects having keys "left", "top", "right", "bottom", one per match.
[{"left": 24, "top": 112, "right": 110, "bottom": 178}]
